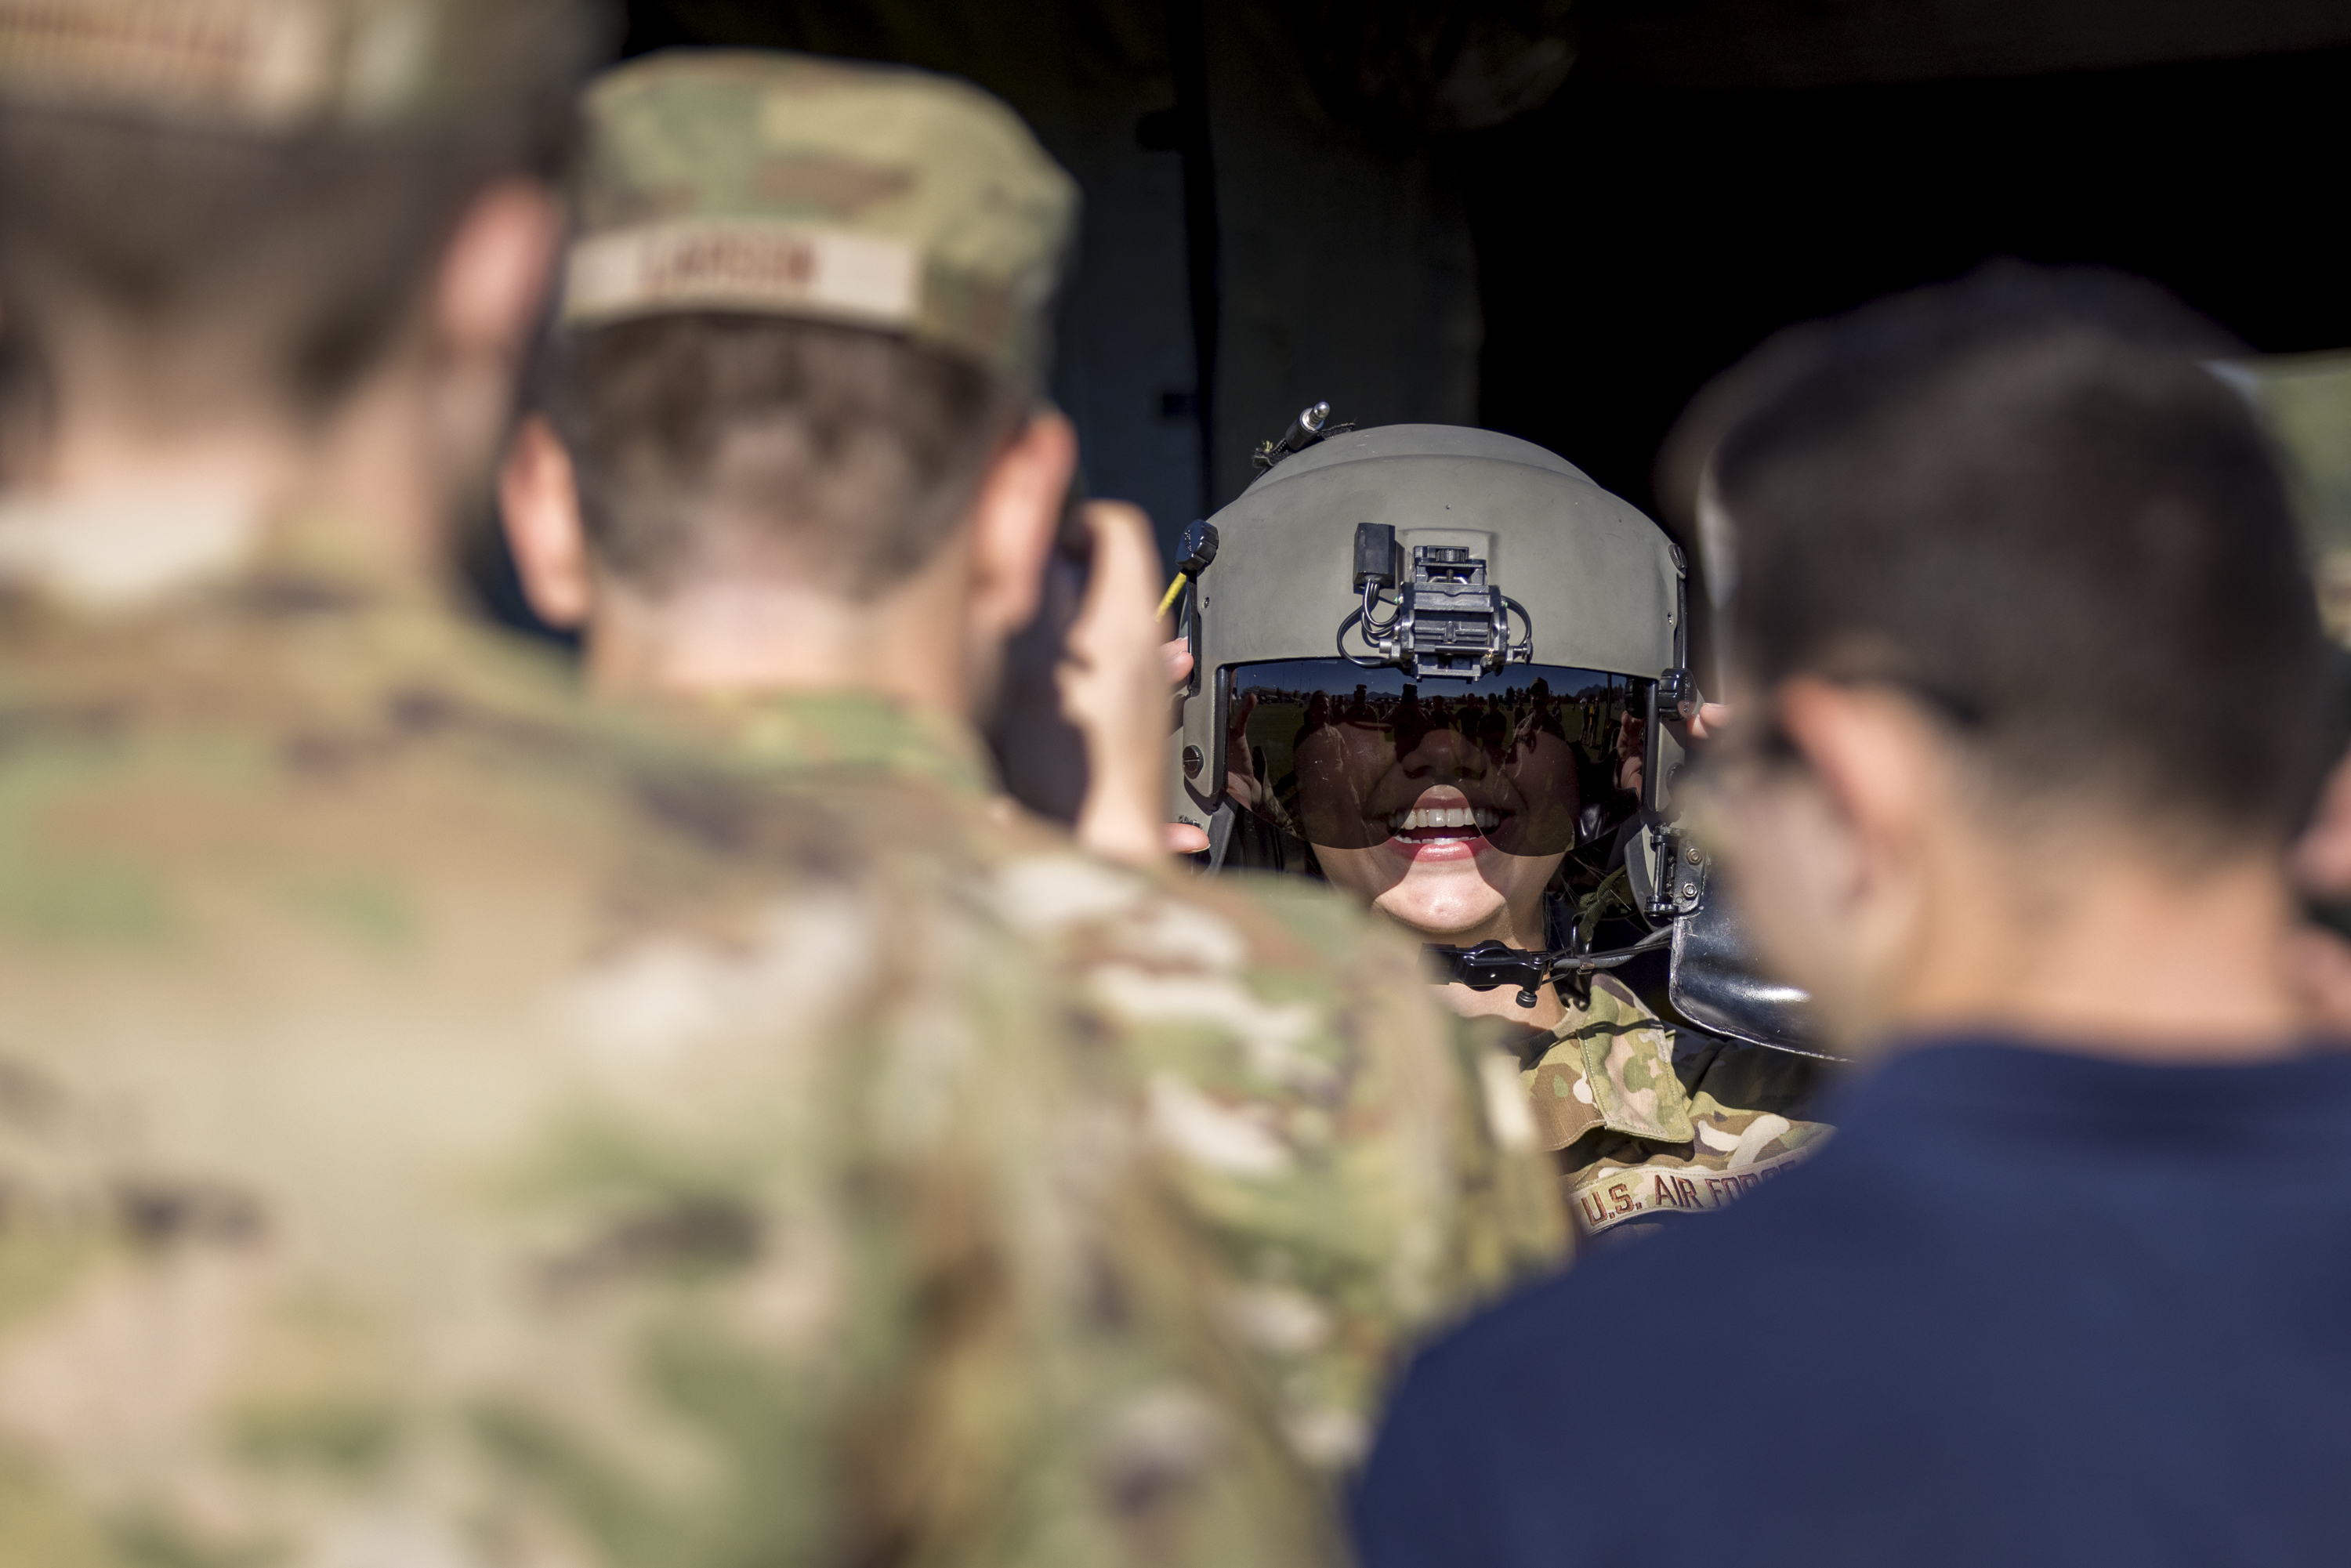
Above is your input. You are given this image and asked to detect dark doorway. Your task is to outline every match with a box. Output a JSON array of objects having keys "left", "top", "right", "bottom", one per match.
[{"left": 1462, "top": 42, "right": 2351, "bottom": 526}]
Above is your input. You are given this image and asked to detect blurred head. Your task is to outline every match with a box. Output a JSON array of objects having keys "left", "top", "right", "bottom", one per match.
[
  {"left": 497, "top": 49, "right": 1079, "bottom": 712},
  {"left": 1694, "top": 266, "right": 2329, "bottom": 1045},
  {"left": 0, "top": 1, "right": 597, "bottom": 473}
]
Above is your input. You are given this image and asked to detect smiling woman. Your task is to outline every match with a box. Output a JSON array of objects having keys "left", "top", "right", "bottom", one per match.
[{"left": 1170, "top": 419, "right": 1832, "bottom": 1239}]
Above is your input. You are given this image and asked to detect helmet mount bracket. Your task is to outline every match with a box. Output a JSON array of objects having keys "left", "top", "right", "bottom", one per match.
[{"left": 1339, "top": 525, "right": 1532, "bottom": 680}]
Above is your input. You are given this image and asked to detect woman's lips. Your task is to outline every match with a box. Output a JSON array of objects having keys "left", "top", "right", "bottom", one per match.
[
  {"left": 1386, "top": 832, "right": 1485, "bottom": 862},
  {"left": 1381, "top": 804, "right": 1505, "bottom": 862}
]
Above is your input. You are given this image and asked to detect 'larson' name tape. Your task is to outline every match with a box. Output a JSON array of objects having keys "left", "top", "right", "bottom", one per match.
[{"left": 564, "top": 219, "right": 922, "bottom": 330}]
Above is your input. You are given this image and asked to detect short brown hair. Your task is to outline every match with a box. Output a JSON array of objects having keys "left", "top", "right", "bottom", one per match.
[
  {"left": 540, "top": 313, "right": 1027, "bottom": 600},
  {"left": 1712, "top": 265, "right": 2328, "bottom": 842}
]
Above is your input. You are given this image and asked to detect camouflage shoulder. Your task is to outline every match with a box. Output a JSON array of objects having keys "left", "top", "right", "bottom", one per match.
[
  {"left": 969, "top": 853, "right": 1491, "bottom": 1463},
  {"left": 1443, "top": 1012, "right": 1575, "bottom": 1294},
  {"left": 1530, "top": 974, "right": 1693, "bottom": 1145},
  {"left": 0, "top": 608, "right": 1342, "bottom": 1565},
  {"left": 1172, "top": 874, "right": 1573, "bottom": 1294}
]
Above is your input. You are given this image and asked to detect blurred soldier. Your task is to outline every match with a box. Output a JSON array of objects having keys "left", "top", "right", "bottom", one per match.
[
  {"left": 1357, "top": 266, "right": 2346, "bottom": 1568},
  {"left": 495, "top": 50, "right": 1564, "bottom": 1477},
  {"left": 0, "top": 6, "right": 1353, "bottom": 1564}
]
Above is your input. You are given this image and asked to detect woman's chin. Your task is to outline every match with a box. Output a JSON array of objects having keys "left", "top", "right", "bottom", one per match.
[{"left": 1372, "top": 878, "right": 1508, "bottom": 941}]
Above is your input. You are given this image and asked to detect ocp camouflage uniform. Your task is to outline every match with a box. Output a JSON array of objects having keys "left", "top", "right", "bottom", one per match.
[
  {"left": 0, "top": 2, "right": 1425, "bottom": 1559},
  {"left": 0, "top": 512, "right": 1346, "bottom": 1568},
  {"left": 700, "top": 694, "right": 1567, "bottom": 1472},
  {"left": 1518, "top": 975, "right": 1832, "bottom": 1237},
  {"left": 557, "top": 45, "right": 1570, "bottom": 1478}
]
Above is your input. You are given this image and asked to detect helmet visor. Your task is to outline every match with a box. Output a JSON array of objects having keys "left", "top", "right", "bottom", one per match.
[{"left": 1223, "top": 660, "right": 1652, "bottom": 856}]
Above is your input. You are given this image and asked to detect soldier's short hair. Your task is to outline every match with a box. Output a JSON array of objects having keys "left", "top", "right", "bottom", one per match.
[
  {"left": 0, "top": 0, "right": 600, "bottom": 417},
  {"left": 1712, "top": 263, "right": 2328, "bottom": 843},
  {"left": 534, "top": 49, "right": 1074, "bottom": 603},
  {"left": 541, "top": 312, "right": 1027, "bottom": 602}
]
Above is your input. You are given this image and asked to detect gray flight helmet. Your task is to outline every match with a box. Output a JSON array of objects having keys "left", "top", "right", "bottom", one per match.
[{"left": 1166, "top": 415, "right": 1821, "bottom": 1056}]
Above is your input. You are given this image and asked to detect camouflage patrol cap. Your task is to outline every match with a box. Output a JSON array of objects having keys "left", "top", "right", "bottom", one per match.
[
  {"left": 565, "top": 49, "right": 1078, "bottom": 390},
  {"left": 0, "top": 0, "right": 595, "bottom": 130}
]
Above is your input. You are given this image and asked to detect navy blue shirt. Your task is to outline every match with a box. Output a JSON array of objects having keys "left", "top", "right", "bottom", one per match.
[{"left": 1356, "top": 1039, "right": 2351, "bottom": 1568}]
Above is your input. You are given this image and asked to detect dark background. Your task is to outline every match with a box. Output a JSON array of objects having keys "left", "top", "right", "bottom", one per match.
[
  {"left": 606, "top": 0, "right": 2351, "bottom": 559},
  {"left": 1467, "top": 41, "right": 2351, "bottom": 523}
]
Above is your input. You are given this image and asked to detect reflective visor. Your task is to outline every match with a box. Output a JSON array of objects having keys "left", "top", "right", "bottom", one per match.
[{"left": 1224, "top": 660, "right": 1652, "bottom": 855}]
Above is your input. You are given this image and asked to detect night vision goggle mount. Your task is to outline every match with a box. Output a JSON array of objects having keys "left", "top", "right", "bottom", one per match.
[{"left": 1339, "top": 523, "right": 1534, "bottom": 679}]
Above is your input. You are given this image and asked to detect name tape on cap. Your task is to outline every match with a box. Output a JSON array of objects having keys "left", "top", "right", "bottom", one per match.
[
  {"left": 0, "top": 0, "right": 335, "bottom": 120},
  {"left": 564, "top": 219, "right": 922, "bottom": 331}
]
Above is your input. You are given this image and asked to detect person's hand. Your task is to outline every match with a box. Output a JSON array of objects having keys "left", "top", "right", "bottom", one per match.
[
  {"left": 1663, "top": 701, "right": 1734, "bottom": 743},
  {"left": 1060, "top": 502, "right": 1189, "bottom": 867},
  {"left": 1158, "top": 636, "right": 1211, "bottom": 854},
  {"left": 2289, "top": 749, "right": 2351, "bottom": 1034}
]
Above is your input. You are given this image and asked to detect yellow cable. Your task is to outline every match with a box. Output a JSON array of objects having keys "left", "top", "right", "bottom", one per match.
[{"left": 1156, "top": 571, "right": 1190, "bottom": 617}]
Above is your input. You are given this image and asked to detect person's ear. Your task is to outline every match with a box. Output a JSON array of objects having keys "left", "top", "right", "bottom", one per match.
[
  {"left": 435, "top": 179, "right": 565, "bottom": 362},
  {"left": 416, "top": 179, "right": 564, "bottom": 492},
  {"left": 497, "top": 415, "right": 594, "bottom": 629},
  {"left": 1719, "top": 678, "right": 1946, "bottom": 1048},
  {"left": 1773, "top": 679, "right": 1944, "bottom": 876},
  {"left": 965, "top": 409, "right": 1078, "bottom": 643}
]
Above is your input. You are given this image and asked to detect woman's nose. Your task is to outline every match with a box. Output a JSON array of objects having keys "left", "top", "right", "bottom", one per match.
[{"left": 1400, "top": 726, "right": 1487, "bottom": 779}]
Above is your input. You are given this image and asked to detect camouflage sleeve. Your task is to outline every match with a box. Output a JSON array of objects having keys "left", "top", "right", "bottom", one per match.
[
  {"left": 0, "top": 876, "right": 1339, "bottom": 1568},
  {"left": 984, "top": 855, "right": 1566, "bottom": 1473},
  {"left": 448, "top": 882, "right": 1343, "bottom": 1568},
  {"left": 1441, "top": 1009, "right": 1575, "bottom": 1297}
]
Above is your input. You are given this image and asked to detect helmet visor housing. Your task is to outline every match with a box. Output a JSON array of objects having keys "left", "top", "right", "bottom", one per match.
[{"left": 1224, "top": 660, "right": 1652, "bottom": 856}]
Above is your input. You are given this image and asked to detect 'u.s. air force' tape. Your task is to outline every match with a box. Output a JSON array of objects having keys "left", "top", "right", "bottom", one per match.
[
  {"left": 563, "top": 219, "right": 922, "bottom": 331},
  {"left": 1568, "top": 1145, "right": 1816, "bottom": 1235}
]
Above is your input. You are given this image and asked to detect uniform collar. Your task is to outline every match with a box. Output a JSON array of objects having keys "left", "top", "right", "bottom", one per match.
[
  {"left": 681, "top": 688, "right": 998, "bottom": 796},
  {"left": 1521, "top": 973, "right": 1695, "bottom": 1150}
]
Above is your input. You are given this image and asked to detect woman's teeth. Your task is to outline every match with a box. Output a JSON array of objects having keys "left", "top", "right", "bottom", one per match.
[{"left": 1390, "top": 806, "right": 1499, "bottom": 835}]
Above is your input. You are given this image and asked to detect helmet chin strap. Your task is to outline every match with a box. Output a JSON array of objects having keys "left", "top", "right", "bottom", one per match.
[{"left": 1421, "top": 893, "right": 1672, "bottom": 1009}]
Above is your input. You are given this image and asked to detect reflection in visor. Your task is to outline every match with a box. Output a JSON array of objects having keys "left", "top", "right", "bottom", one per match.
[{"left": 1225, "top": 660, "right": 1651, "bottom": 856}]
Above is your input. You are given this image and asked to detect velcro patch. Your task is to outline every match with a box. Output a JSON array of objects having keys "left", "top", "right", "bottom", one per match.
[
  {"left": 563, "top": 219, "right": 922, "bottom": 331},
  {"left": 1568, "top": 1146, "right": 1813, "bottom": 1236},
  {"left": 0, "top": 0, "right": 336, "bottom": 121}
]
